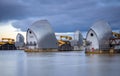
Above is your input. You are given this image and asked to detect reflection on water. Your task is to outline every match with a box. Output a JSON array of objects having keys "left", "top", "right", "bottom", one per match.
[
  {"left": 0, "top": 50, "right": 26, "bottom": 76},
  {"left": 0, "top": 50, "right": 120, "bottom": 76}
]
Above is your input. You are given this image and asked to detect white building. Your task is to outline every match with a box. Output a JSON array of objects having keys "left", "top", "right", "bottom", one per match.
[
  {"left": 86, "top": 20, "right": 112, "bottom": 51},
  {"left": 26, "top": 20, "right": 58, "bottom": 51}
]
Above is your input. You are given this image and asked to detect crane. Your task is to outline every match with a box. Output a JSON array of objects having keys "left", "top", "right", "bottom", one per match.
[
  {"left": 112, "top": 32, "right": 120, "bottom": 38},
  {"left": 0, "top": 38, "right": 15, "bottom": 45},
  {"left": 56, "top": 35, "right": 73, "bottom": 51}
]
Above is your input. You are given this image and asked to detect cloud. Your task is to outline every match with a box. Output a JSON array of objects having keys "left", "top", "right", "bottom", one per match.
[
  {"left": 12, "top": 18, "right": 40, "bottom": 31},
  {"left": 0, "top": 0, "right": 120, "bottom": 32}
]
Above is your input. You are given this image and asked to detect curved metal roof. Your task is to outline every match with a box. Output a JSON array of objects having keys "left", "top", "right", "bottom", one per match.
[
  {"left": 91, "top": 20, "right": 112, "bottom": 40},
  {"left": 28, "top": 20, "right": 58, "bottom": 48},
  {"left": 90, "top": 20, "right": 112, "bottom": 50}
]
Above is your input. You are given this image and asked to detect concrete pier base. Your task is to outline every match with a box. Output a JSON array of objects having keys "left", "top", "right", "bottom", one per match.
[
  {"left": 24, "top": 49, "right": 58, "bottom": 52},
  {"left": 85, "top": 49, "right": 119, "bottom": 54},
  {"left": 109, "top": 49, "right": 114, "bottom": 53}
]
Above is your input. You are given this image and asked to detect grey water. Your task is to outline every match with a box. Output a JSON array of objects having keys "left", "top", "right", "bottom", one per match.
[{"left": 0, "top": 50, "right": 120, "bottom": 76}]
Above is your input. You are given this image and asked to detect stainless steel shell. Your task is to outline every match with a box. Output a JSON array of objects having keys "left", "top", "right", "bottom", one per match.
[
  {"left": 26, "top": 20, "right": 58, "bottom": 49},
  {"left": 86, "top": 20, "right": 112, "bottom": 50}
]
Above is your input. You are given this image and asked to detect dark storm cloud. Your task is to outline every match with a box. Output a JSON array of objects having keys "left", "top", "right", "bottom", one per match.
[{"left": 0, "top": 0, "right": 120, "bottom": 32}]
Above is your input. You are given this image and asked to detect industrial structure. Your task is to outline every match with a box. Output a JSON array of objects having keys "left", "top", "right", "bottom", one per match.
[
  {"left": 72, "top": 30, "right": 83, "bottom": 50},
  {"left": 86, "top": 20, "right": 112, "bottom": 53},
  {"left": 25, "top": 20, "right": 58, "bottom": 52},
  {"left": 0, "top": 38, "right": 16, "bottom": 50},
  {"left": 15, "top": 33, "right": 25, "bottom": 49},
  {"left": 109, "top": 32, "right": 120, "bottom": 52},
  {"left": 1, "top": 18, "right": 120, "bottom": 53},
  {"left": 56, "top": 30, "right": 83, "bottom": 51},
  {"left": 58, "top": 35, "right": 73, "bottom": 51}
]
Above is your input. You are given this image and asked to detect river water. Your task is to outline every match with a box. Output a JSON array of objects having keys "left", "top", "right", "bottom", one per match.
[{"left": 0, "top": 50, "right": 120, "bottom": 76}]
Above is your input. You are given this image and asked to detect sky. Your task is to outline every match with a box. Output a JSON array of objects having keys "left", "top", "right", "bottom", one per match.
[{"left": 0, "top": 0, "right": 120, "bottom": 40}]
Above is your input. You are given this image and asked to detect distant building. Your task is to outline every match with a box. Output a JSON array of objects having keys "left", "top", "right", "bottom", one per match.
[
  {"left": 74, "top": 30, "right": 83, "bottom": 46},
  {"left": 26, "top": 20, "right": 58, "bottom": 51},
  {"left": 86, "top": 20, "right": 112, "bottom": 51},
  {"left": 15, "top": 33, "right": 25, "bottom": 49},
  {"left": 71, "top": 30, "right": 83, "bottom": 50}
]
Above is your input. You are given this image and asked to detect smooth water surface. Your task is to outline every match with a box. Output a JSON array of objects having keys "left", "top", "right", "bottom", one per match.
[{"left": 0, "top": 50, "right": 120, "bottom": 76}]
